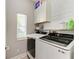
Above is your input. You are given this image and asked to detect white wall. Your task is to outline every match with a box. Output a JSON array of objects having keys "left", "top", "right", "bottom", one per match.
[
  {"left": 44, "top": 0, "right": 74, "bottom": 30},
  {"left": 6, "top": 0, "right": 34, "bottom": 59}
]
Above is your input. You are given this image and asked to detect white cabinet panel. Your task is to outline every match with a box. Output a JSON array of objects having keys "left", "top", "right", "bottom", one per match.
[{"left": 34, "top": 1, "right": 46, "bottom": 23}]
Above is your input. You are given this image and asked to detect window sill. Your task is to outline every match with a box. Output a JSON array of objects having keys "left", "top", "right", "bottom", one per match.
[{"left": 17, "top": 37, "right": 27, "bottom": 40}]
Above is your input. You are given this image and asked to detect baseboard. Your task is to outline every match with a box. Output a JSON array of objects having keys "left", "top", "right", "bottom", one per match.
[{"left": 10, "top": 52, "right": 27, "bottom": 59}]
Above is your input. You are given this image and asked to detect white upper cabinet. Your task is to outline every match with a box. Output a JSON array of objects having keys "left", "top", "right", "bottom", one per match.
[
  {"left": 34, "top": 0, "right": 55, "bottom": 24},
  {"left": 34, "top": 0, "right": 74, "bottom": 24}
]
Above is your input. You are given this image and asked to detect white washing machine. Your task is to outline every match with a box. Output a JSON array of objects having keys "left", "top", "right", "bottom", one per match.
[{"left": 36, "top": 33, "right": 74, "bottom": 59}]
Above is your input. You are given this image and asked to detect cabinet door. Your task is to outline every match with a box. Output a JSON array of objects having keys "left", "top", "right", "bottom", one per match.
[
  {"left": 36, "top": 39, "right": 71, "bottom": 59},
  {"left": 34, "top": 1, "right": 46, "bottom": 23},
  {"left": 34, "top": 6, "right": 40, "bottom": 23},
  {"left": 38, "top": 1, "right": 46, "bottom": 22}
]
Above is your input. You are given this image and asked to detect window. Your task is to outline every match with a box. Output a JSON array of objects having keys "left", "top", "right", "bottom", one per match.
[{"left": 17, "top": 13, "right": 27, "bottom": 38}]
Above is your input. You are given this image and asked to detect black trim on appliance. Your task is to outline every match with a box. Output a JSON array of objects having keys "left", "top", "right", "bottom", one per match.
[
  {"left": 40, "top": 33, "right": 74, "bottom": 46},
  {"left": 27, "top": 38, "right": 35, "bottom": 58}
]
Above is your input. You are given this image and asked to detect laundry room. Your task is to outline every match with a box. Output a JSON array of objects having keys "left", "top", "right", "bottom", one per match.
[{"left": 5, "top": 0, "right": 74, "bottom": 59}]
